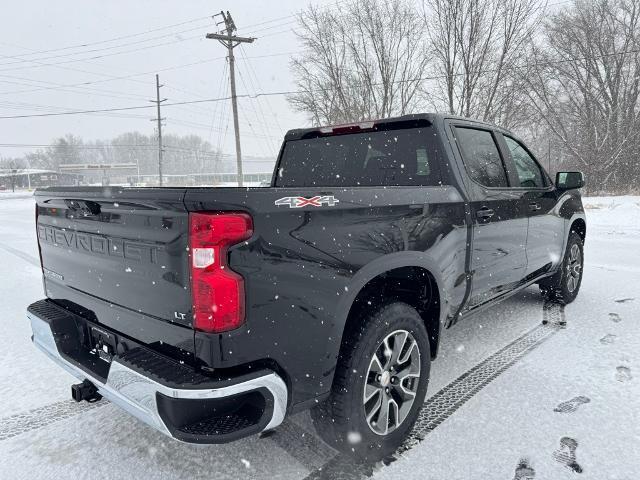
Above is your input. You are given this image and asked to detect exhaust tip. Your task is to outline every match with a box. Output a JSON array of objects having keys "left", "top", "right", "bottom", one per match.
[{"left": 71, "top": 379, "right": 102, "bottom": 403}]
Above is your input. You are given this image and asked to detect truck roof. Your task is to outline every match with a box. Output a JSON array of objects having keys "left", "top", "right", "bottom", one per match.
[{"left": 283, "top": 113, "right": 502, "bottom": 141}]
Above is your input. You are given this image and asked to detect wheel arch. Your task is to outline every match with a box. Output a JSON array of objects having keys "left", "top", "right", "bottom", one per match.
[
  {"left": 557, "top": 212, "right": 586, "bottom": 261},
  {"left": 570, "top": 217, "right": 586, "bottom": 243},
  {"left": 334, "top": 252, "right": 445, "bottom": 363}
]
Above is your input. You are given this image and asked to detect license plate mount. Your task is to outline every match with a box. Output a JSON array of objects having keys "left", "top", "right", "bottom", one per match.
[{"left": 90, "top": 326, "right": 117, "bottom": 364}]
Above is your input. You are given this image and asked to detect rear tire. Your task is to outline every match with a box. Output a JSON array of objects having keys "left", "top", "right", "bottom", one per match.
[
  {"left": 311, "top": 302, "right": 430, "bottom": 461},
  {"left": 539, "top": 231, "right": 584, "bottom": 304}
]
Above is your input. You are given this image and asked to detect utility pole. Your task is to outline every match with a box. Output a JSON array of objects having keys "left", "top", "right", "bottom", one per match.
[
  {"left": 206, "top": 11, "right": 255, "bottom": 187},
  {"left": 150, "top": 74, "right": 166, "bottom": 186},
  {"left": 25, "top": 155, "right": 31, "bottom": 190}
]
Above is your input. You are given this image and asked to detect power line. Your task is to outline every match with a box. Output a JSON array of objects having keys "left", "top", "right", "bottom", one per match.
[
  {"left": 0, "top": 56, "right": 224, "bottom": 96},
  {"left": 235, "top": 59, "right": 279, "bottom": 152},
  {"left": 0, "top": 15, "right": 213, "bottom": 59},
  {"left": 0, "top": 51, "right": 296, "bottom": 97},
  {"left": 166, "top": 103, "right": 283, "bottom": 131},
  {"left": 207, "top": 58, "right": 229, "bottom": 149},
  {"left": 239, "top": 45, "right": 284, "bottom": 137},
  {"left": 234, "top": 69, "right": 275, "bottom": 151},
  {"left": 0, "top": 97, "right": 155, "bottom": 121},
  {"left": 0, "top": 74, "right": 150, "bottom": 102},
  {"left": 162, "top": 77, "right": 286, "bottom": 132},
  {"left": 0, "top": 38, "right": 198, "bottom": 103},
  {"left": 0, "top": 34, "right": 205, "bottom": 74},
  {"left": 241, "top": 14, "right": 298, "bottom": 30},
  {"left": 232, "top": 0, "right": 348, "bottom": 33},
  {"left": 213, "top": 62, "right": 231, "bottom": 155},
  {"left": 247, "top": 0, "right": 390, "bottom": 40},
  {"left": 259, "top": 28, "right": 297, "bottom": 39},
  {"left": 169, "top": 117, "right": 280, "bottom": 140},
  {"left": 0, "top": 103, "right": 157, "bottom": 119},
  {"left": 247, "top": 20, "right": 298, "bottom": 34},
  {"left": 0, "top": 24, "right": 214, "bottom": 68},
  {"left": 2, "top": 46, "right": 638, "bottom": 121}
]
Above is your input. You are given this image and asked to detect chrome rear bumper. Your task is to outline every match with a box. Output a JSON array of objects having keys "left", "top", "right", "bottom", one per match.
[{"left": 28, "top": 309, "right": 288, "bottom": 442}]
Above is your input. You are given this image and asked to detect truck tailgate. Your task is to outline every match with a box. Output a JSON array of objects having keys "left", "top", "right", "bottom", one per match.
[{"left": 35, "top": 187, "right": 192, "bottom": 327}]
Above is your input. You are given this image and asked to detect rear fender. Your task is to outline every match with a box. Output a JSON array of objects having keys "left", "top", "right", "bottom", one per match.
[{"left": 330, "top": 251, "right": 446, "bottom": 359}]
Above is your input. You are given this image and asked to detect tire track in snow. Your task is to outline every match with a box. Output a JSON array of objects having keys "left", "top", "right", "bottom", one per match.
[
  {"left": 267, "top": 419, "right": 338, "bottom": 471},
  {"left": 0, "top": 242, "right": 40, "bottom": 268},
  {"left": 302, "top": 300, "right": 565, "bottom": 480},
  {"left": 0, "top": 395, "right": 335, "bottom": 472},
  {"left": 0, "top": 399, "right": 107, "bottom": 442}
]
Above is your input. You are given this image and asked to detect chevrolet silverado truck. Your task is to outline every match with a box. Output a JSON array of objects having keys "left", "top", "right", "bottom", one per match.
[{"left": 28, "top": 114, "right": 586, "bottom": 460}]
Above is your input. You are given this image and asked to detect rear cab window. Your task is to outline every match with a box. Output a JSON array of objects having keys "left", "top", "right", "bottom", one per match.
[{"left": 275, "top": 125, "right": 443, "bottom": 188}]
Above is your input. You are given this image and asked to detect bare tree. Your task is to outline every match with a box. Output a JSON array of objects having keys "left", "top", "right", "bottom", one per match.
[
  {"left": 43, "top": 134, "right": 84, "bottom": 170},
  {"left": 423, "top": 0, "right": 544, "bottom": 128},
  {"left": 525, "top": 0, "right": 640, "bottom": 192},
  {"left": 289, "top": 0, "right": 429, "bottom": 125}
]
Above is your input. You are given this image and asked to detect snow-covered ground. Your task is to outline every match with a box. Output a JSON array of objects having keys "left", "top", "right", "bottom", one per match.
[
  {"left": 0, "top": 190, "right": 34, "bottom": 200},
  {"left": 0, "top": 195, "right": 638, "bottom": 479}
]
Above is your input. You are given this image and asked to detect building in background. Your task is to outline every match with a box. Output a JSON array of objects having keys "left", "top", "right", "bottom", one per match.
[{"left": 0, "top": 169, "right": 82, "bottom": 190}]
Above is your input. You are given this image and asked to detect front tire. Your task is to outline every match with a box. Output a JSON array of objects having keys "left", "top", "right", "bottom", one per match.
[
  {"left": 539, "top": 231, "right": 584, "bottom": 304},
  {"left": 311, "top": 302, "right": 431, "bottom": 461}
]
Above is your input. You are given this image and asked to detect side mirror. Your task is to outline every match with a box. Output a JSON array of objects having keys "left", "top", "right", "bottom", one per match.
[{"left": 555, "top": 171, "right": 585, "bottom": 190}]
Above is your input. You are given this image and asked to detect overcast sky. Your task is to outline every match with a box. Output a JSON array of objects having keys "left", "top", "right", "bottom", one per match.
[{"left": 0, "top": 0, "right": 331, "bottom": 160}]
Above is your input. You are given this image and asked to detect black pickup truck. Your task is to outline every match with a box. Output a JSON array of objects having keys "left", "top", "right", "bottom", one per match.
[{"left": 28, "top": 113, "right": 586, "bottom": 460}]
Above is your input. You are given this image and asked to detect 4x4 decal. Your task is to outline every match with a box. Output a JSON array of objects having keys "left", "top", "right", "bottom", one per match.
[{"left": 275, "top": 196, "right": 340, "bottom": 208}]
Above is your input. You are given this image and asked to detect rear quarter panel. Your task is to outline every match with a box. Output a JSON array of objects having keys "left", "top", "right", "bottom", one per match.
[{"left": 184, "top": 185, "right": 467, "bottom": 406}]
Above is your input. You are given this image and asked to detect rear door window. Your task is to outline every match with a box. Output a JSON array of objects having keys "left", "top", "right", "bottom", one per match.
[
  {"left": 453, "top": 127, "right": 509, "bottom": 188},
  {"left": 275, "top": 127, "right": 442, "bottom": 187}
]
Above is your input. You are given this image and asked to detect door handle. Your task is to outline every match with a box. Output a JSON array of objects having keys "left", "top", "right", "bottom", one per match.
[
  {"left": 529, "top": 202, "right": 541, "bottom": 212},
  {"left": 476, "top": 207, "right": 495, "bottom": 219}
]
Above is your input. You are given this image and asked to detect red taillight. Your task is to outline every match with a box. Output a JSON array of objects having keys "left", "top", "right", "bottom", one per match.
[{"left": 189, "top": 212, "right": 253, "bottom": 333}]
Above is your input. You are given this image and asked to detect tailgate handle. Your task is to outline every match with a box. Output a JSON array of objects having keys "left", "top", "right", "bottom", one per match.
[{"left": 65, "top": 199, "right": 101, "bottom": 216}]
